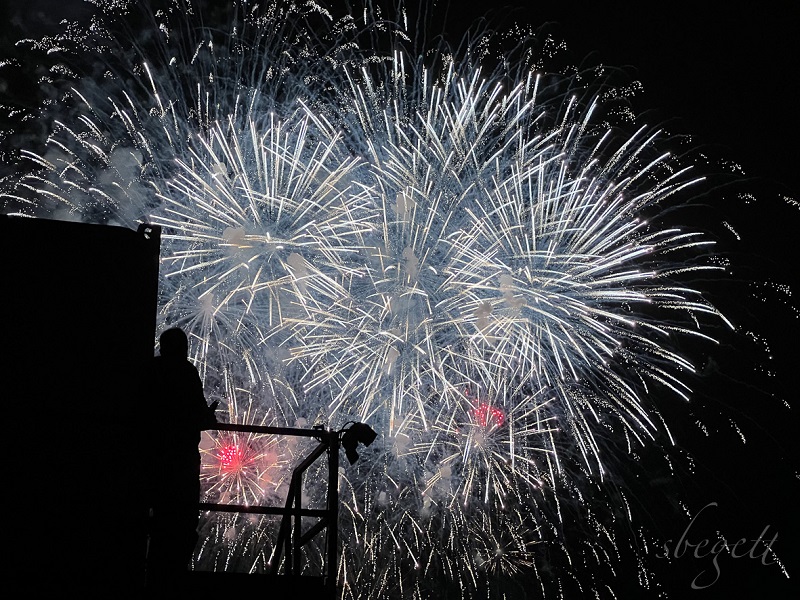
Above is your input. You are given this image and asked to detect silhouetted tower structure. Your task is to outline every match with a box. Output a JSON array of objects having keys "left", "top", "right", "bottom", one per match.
[{"left": 2, "top": 215, "right": 370, "bottom": 598}]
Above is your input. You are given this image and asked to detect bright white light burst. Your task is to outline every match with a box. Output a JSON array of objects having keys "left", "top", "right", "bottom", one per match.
[{"left": 1, "top": 1, "right": 738, "bottom": 597}]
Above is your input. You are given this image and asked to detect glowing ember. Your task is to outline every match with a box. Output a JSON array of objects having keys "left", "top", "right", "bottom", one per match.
[
  {"left": 473, "top": 402, "right": 506, "bottom": 428},
  {"left": 218, "top": 444, "right": 242, "bottom": 472}
]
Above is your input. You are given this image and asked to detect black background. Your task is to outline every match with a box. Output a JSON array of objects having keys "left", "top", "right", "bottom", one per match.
[{"left": 1, "top": 1, "right": 797, "bottom": 598}]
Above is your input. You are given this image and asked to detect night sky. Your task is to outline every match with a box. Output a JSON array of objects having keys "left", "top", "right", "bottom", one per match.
[
  {"left": 444, "top": 2, "right": 797, "bottom": 196},
  {"left": 1, "top": 1, "right": 797, "bottom": 598},
  {"left": 2, "top": 1, "right": 797, "bottom": 195}
]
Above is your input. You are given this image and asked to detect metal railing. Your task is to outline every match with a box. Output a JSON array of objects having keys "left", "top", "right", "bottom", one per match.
[{"left": 198, "top": 423, "right": 339, "bottom": 588}]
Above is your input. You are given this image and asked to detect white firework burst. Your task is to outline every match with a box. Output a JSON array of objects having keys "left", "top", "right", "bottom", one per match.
[{"left": 0, "top": 1, "right": 740, "bottom": 598}]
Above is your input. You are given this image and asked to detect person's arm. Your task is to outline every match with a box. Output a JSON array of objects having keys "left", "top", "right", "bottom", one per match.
[
  {"left": 200, "top": 399, "right": 219, "bottom": 430},
  {"left": 189, "top": 362, "right": 218, "bottom": 430}
]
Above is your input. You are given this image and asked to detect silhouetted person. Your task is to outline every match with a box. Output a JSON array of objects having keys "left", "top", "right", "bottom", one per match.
[{"left": 146, "top": 327, "right": 218, "bottom": 594}]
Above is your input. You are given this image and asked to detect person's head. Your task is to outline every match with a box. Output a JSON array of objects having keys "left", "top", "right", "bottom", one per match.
[{"left": 159, "top": 327, "right": 189, "bottom": 359}]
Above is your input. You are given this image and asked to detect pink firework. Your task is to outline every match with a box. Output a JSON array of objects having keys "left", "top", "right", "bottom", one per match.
[{"left": 472, "top": 402, "right": 506, "bottom": 428}]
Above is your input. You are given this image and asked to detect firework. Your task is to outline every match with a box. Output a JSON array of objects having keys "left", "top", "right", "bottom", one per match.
[{"left": 1, "top": 1, "right": 756, "bottom": 598}]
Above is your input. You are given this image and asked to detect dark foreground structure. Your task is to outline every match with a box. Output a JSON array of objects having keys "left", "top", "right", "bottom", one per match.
[
  {"left": 2, "top": 216, "right": 337, "bottom": 598},
  {"left": 3, "top": 216, "right": 160, "bottom": 595}
]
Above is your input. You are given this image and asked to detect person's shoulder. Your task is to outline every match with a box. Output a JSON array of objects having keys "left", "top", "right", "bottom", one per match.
[
  {"left": 176, "top": 358, "right": 202, "bottom": 379},
  {"left": 152, "top": 355, "right": 197, "bottom": 374}
]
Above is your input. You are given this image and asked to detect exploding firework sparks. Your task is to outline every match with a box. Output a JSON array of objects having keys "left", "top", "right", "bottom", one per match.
[{"left": 2, "top": 1, "right": 790, "bottom": 598}]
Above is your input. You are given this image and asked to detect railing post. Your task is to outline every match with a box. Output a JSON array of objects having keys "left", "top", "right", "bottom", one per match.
[
  {"left": 327, "top": 430, "right": 339, "bottom": 587},
  {"left": 283, "top": 478, "right": 295, "bottom": 575},
  {"left": 292, "top": 471, "right": 302, "bottom": 574}
]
